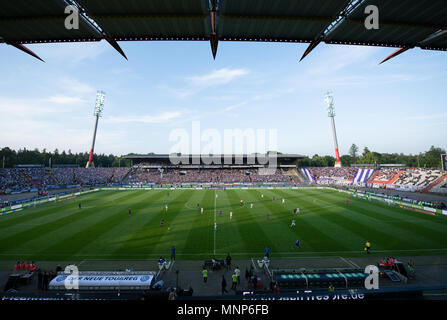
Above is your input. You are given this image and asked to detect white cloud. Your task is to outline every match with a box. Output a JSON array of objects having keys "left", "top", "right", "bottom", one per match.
[
  {"left": 58, "top": 77, "right": 95, "bottom": 95},
  {"left": 224, "top": 101, "right": 248, "bottom": 112},
  {"left": 187, "top": 68, "right": 250, "bottom": 86},
  {"left": 105, "top": 111, "right": 183, "bottom": 124},
  {"left": 47, "top": 95, "right": 85, "bottom": 104},
  {"left": 160, "top": 68, "right": 250, "bottom": 98},
  {"left": 404, "top": 112, "right": 447, "bottom": 121}
]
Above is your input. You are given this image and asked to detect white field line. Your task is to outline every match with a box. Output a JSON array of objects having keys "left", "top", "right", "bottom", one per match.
[
  {"left": 214, "top": 190, "right": 217, "bottom": 255},
  {"left": 251, "top": 258, "right": 258, "bottom": 271},
  {"left": 2, "top": 248, "right": 447, "bottom": 258},
  {"left": 339, "top": 256, "right": 360, "bottom": 268}
]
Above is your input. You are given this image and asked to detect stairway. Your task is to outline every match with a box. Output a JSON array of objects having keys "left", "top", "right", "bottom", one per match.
[
  {"left": 20, "top": 169, "right": 39, "bottom": 189},
  {"left": 47, "top": 169, "right": 59, "bottom": 185},
  {"left": 121, "top": 167, "right": 136, "bottom": 183}
]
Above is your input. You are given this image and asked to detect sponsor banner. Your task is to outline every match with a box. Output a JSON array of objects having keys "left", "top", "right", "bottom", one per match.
[
  {"left": 423, "top": 207, "right": 437, "bottom": 213},
  {"left": 0, "top": 189, "right": 100, "bottom": 217},
  {"left": 49, "top": 273, "right": 154, "bottom": 289},
  {"left": 1, "top": 208, "right": 24, "bottom": 216},
  {"left": 442, "top": 210, "right": 447, "bottom": 216}
]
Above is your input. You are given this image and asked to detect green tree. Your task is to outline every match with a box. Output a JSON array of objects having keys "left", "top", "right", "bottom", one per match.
[{"left": 348, "top": 144, "right": 359, "bottom": 161}]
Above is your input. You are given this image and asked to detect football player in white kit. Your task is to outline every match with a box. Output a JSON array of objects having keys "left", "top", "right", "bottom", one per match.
[{"left": 230, "top": 211, "right": 233, "bottom": 220}]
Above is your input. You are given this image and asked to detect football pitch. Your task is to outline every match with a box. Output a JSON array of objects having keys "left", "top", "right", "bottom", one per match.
[{"left": 1, "top": 188, "right": 447, "bottom": 261}]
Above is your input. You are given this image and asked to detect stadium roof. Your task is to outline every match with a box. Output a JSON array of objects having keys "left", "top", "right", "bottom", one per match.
[{"left": 1, "top": 0, "right": 446, "bottom": 63}]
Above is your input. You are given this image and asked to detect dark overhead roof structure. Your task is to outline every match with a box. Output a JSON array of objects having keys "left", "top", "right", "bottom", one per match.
[{"left": 1, "top": 0, "right": 446, "bottom": 63}]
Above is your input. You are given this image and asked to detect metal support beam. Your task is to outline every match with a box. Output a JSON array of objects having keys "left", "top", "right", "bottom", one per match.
[
  {"left": 105, "top": 37, "right": 127, "bottom": 60},
  {"left": 299, "top": 0, "right": 363, "bottom": 61},
  {"left": 299, "top": 39, "right": 321, "bottom": 61},
  {"left": 379, "top": 46, "right": 412, "bottom": 64},
  {"left": 379, "top": 29, "right": 446, "bottom": 63},
  {"left": 7, "top": 42, "right": 45, "bottom": 62},
  {"left": 66, "top": 0, "right": 128, "bottom": 60},
  {"left": 209, "top": 0, "right": 219, "bottom": 59}
]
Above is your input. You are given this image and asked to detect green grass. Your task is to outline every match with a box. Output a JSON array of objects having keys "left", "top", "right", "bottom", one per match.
[{"left": 1, "top": 188, "right": 447, "bottom": 261}]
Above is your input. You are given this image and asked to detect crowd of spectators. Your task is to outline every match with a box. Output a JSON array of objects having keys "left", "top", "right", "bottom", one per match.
[
  {"left": 125, "top": 168, "right": 162, "bottom": 184},
  {"left": 307, "top": 167, "right": 359, "bottom": 182},
  {"left": 111, "top": 167, "right": 130, "bottom": 183},
  {"left": 0, "top": 167, "right": 131, "bottom": 193},
  {"left": 73, "top": 168, "right": 116, "bottom": 185},
  {"left": 393, "top": 168, "right": 444, "bottom": 189},
  {"left": 370, "top": 168, "right": 401, "bottom": 182},
  {"left": 123, "top": 168, "right": 290, "bottom": 184},
  {"left": 26, "top": 168, "right": 56, "bottom": 187},
  {"left": 0, "top": 168, "right": 37, "bottom": 192},
  {"left": 51, "top": 168, "right": 75, "bottom": 185},
  {"left": 2, "top": 165, "right": 445, "bottom": 194}
]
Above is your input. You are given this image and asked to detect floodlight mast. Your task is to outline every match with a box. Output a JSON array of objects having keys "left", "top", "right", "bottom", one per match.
[
  {"left": 325, "top": 91, "right": 342, "bottom": 168},
  {"left": 86, "top": 91, "right": 105, "bottom": 168}
]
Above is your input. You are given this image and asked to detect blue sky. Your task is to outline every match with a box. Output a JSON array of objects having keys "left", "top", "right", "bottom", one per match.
[{"left": 0, "top": 40, "right": 446, "bottom": 157}]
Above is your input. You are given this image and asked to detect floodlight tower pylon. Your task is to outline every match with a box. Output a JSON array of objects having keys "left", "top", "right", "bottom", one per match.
[
  {"left": 325, "top": 91, "right": 342, "bottom": 168},
  {"left": 86, "top": 91, "right": 105, "bottom": 168}
]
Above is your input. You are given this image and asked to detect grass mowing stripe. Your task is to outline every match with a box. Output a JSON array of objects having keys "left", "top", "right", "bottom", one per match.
[
  {"left": 33, "top": 191, "right": 157, "bottom": 260},
  {"left": 345, "top": 198, "right": 447, "bottom": 247},
  {"left": 215, "top": 189, "right": 254, "bottom": 256},
  {"left": 311, "top": 190, "right": 446, "bottom": 248},
  {"left": 295, "top": 188, "right": 419, "bottom": 250},
  {"left": 243, "top": 189, "right": 310, "bottom": 253},
  {"left": 0, "top": 191, "right": 108, "bottom": 232},
  {"left": 74, "top": 190, "right": 169, "bottom": 258},
  {"left": 1, "top": 188, "right": 447, "bottom": 261},
  {"left": 296, "top": 189, "right": 438, "bottom": 250},
  {"left": 0, "top": 191, "right": 138, "bottom": 250},
  {"left": 150, "top": 190, "right": 206, "bottom": 257},
  {"left": 108, "top": 190, "right": 180, "bottom": 259},
  {"left": 180, "top": 190, "right": 214, "bottom": 257},
  {"left": 272, "top": 189, "right": 365, "bottom": 251},
  {"left": 219, "top": 189, "right": 269, "bottom": 256},
  {"left": 262, "top": 189, "right": 354, "bottom": 252}
]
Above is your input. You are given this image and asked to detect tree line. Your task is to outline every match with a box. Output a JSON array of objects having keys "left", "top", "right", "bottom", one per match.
[
  {"left": 297, "top": 145, "right": 445, "bottom": 168},
  {"left": 0, "top": 147, "right": 131, "bottom": 168}
]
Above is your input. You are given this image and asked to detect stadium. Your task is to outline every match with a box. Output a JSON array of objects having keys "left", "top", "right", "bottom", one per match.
[{"left": 1, "top": 0, "right": 447, "bottom": 307}]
